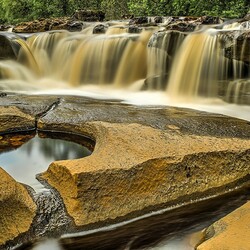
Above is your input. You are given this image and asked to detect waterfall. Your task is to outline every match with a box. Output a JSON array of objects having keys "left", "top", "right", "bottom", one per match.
[
  {"left": 0, "top": 20, "right": 249, "bottom": 105},
  {"left": 166, "top": 29, "right": 221, "bottom": 100}
]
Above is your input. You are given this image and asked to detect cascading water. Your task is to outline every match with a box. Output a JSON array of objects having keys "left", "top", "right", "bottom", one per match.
[
  {"left": 0, "top": 20, "right": 249, "bottom": 118},
  {"left": 167, "top": 29, "right": 221, "bottom": 99}
]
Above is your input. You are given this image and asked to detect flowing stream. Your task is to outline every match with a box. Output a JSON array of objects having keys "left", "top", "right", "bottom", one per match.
[
  {"left": 0, "top": 18, "right": 250, "bottom": 249},
  {"left": 0, "top": 19, "right": 249, "bottom": 119}
]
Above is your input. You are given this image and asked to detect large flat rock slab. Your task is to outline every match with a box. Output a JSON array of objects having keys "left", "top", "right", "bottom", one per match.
[
  {"left": 197, "top": 201, "right": 250, "bottom": 250},
  {"left": 37, "top": 96, "right": 250, "bottom": 227}
]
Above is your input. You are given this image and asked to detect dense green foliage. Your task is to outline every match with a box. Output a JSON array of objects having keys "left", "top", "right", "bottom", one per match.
[{"left": 0, "top": 0, "right": 249, "bottom": 23}]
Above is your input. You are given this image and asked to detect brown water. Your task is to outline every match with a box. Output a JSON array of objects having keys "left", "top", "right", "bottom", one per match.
[{"left": 0, "top": 20, "right": 249, "bottom": 106}]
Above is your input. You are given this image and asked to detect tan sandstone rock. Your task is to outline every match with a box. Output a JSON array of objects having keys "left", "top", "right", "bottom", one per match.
[
  {"left": 40, "top": 120, "right": 250, "bottom": 227},
  {"left": 0, "top": 106, "right": 35, "bottom": 133},
  {"left": 0, "top": 168, "right": 37, "bottom": 245},
  {"left": 197, "top": 201, "right": 250, "bottom": 250}
]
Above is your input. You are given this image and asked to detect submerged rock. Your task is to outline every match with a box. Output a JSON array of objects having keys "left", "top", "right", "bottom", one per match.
[{"left": 197, "top": 201, "right": 250, "bottom": 250}]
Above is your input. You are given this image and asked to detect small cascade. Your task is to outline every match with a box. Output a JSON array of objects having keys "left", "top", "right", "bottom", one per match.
[
  {"left": 0, "top": 18, "right": 249, "bottom": 105},
  {"left": 166, "top": 26, "right": 250, "bottom": 103},
  {"left": 167, "top": 29, "right": 222, "bottom": 100},
  {"left": 146, "top": 30, "right": 186, "bottom": 90},
  {"left": 226, "top": 79, "right": 250, "bottom": 104},
  {"left": 2, "top": 29, "right": 152, "bottom": 88}
]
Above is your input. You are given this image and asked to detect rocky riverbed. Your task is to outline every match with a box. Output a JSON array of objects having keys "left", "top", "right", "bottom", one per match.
[{"left": 0, "top": 93, "right": 249, "bottom": 249}]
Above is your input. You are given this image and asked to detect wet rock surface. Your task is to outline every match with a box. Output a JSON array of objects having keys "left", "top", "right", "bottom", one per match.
[
  {"left": 224, "top": 30, "right": 250, "bottom": 63},
  {"left": 197, "top": 201, "right": 250, "bottom": 250},
  {"left": 0, "top": 33, "right": 20, "bottom": 60},
  {"left": 0, "top": 93, "right": 249, "bottom": 248},
  {"left": 0, "top": 106, "right": 35, "bottom": 134},
  {"left": 0, "top": 168, "right": 36, "bottom": 247}
]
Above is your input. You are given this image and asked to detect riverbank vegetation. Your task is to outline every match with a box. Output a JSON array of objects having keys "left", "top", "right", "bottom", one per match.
[{"left": 0, "top": 0, "right": 249, "bottom": 23}]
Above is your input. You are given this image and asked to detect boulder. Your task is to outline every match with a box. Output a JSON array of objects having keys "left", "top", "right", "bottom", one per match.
[
  {"left": 154, "top": 16, "right": 163, "bottom": 24},
  {"left": 197, "top": 201, "right": 250, "bottom": 250},
  {"left": 129, "top": 16, "right": 148, "bottom": 25},
  {"left": 224, "top": 30, "right": 250, "bottom": 63},
  {"left": 0, "top": 168, "right": 36, "bottom": 246},
  {"left": 93, "top": 24, "right": 108, "bottom": 34},
  {"left": 0, "top": 33, "right": 21, "bottom": 60},
  {"left": 72, "top": 10, "right": 105, "bottom": 22},
  {"left": 0, "top": 25, "right": 13, "bottom": 31},
  {"left": 197, "top": 15, "right": 222, "bottom": 25},
  {"left": 165, "top": 21, "right": 197, "bottom": 32}
]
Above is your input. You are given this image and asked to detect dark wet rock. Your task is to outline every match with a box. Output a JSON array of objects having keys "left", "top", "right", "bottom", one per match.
[
  {"left": 72, "top": 9, "right": 105, "bottom": 22},
  {"left": 128, "top": 25, "right": 142, "bottom": 33},
  {"left": 67, "top": 21, "right": 84, "bottom": 32},
  {"left": 224, "top": 79, "right": 250, "bottom": 105},
  {"left": 13, "top": 18, "right": 69, "bottom": 33},
  {"left": 165, "top": 21, "right": 197, "bottom": 32},
  {"left": 0, "top": 94, "right": 60, "bottom": 118},
  {"left": 0, "top": 24, "right": 13, "bottom": 31},
  {"left": 143, "top": 73, "right": 169, "bottom": 90},
  {"left": 93, "top": 24, "right": 108, "bottom": 34},
  {"left": 148, "top": 30, "right": 186, "bottom": 53},
  {"left": 31, "top": 190, "right": 72, "bottom": 238},
  {"left": 0, "top": 33, "right": 21, "bottom": 60},
  {"left": 197, "top": 15, "right": 222, "bottom": 25},
  {"left": 129, "top": 16, "right": 148, "bottom": 25},
  {"left": 13, "top": 17, "right": 85, "bottom": 33},
  {"left": 243, "top": 13, "right": 250, "bottom": 21},
  {"left": 224, "top": 30, "right": 250, "bottom": 63},
  {"left": 147, "top": 30, "right": 186, "bottom": 84},
  {"left": 154, "top": 16, "right": 163, "bottom": 24}
]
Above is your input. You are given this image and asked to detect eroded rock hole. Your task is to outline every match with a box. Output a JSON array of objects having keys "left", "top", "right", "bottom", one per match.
[{"left": 0, "top": 131, "right": 93, "bottom": 191}]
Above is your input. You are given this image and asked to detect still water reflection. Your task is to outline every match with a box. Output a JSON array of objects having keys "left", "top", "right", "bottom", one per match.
[{"left": 0, "top": 134, "right": 91, "bottom": 191}]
